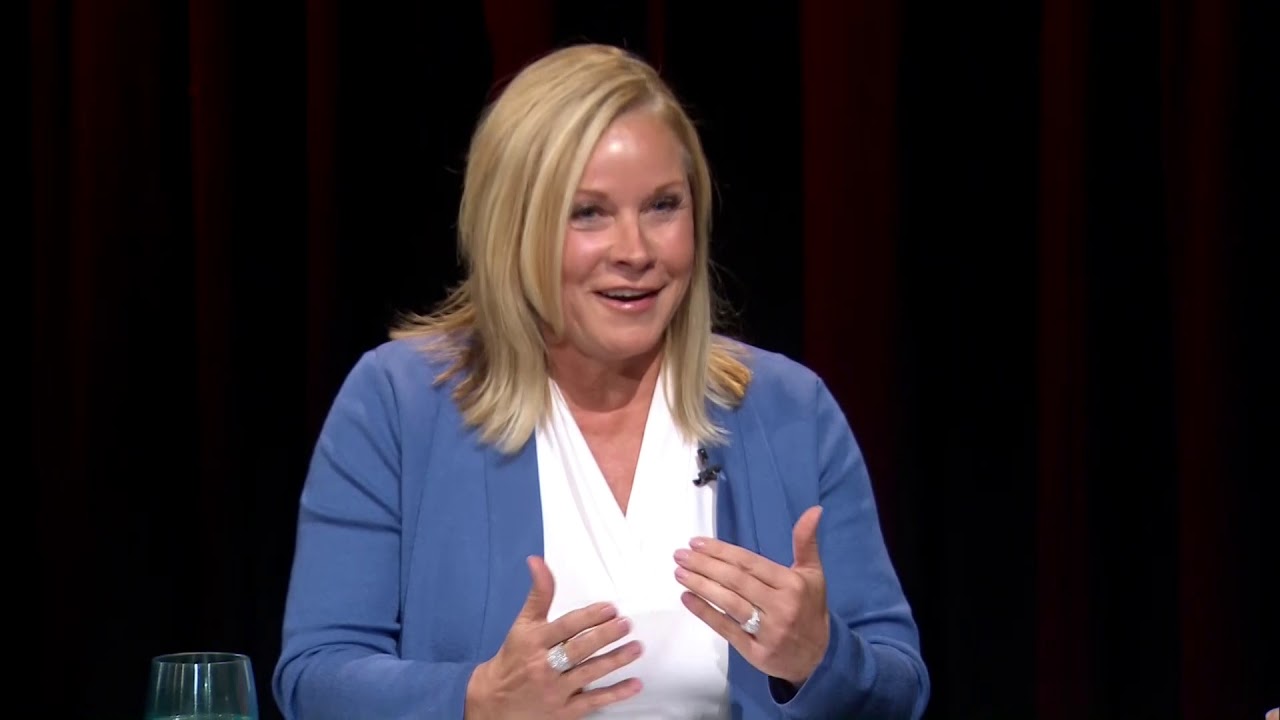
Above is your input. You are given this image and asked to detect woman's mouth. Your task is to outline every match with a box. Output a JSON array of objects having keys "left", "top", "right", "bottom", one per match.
[{"left": 595, "top": 287, "right": 661, "bottom": 311}]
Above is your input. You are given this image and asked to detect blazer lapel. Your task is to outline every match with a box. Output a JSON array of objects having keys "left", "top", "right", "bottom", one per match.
[
  {"left": 708, "top": 402, "right": 760, "bottom": 554},
  {"left": 709, "top": 399, "right": 793, "bottom": 562},
  {"left": 709, "top": 399, "right": 806, "bottom": 718},
  {"left": 478, "top": 438, "right": 544, "bottom": 658},
  {"left": 735, "top": 406, "right": 797, "bottom": 567}
]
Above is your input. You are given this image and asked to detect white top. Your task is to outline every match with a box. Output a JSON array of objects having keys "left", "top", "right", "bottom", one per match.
[{"left": 537, "top": 370, "right": 730, "bottom": 718}]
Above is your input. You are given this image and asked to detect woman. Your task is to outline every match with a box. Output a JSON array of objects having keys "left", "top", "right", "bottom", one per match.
[{"left": 273, "top": 43, "right": 929, "bottom": 719}]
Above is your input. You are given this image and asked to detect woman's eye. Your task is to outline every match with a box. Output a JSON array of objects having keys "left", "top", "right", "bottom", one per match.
[
  {"left": 571, "top": 205, "right": 603, "bottom": 220},
  {"left": 652, "top": 194, "right": 684, "bottom": 213}
]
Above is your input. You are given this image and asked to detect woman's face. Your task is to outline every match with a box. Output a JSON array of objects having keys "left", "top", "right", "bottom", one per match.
[{"left": 554, "top": 109, "right": 695, "bottom": 370}]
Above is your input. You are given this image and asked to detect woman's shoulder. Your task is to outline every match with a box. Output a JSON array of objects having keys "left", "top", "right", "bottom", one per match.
[
  {"left": 340, "top": 336, "right": 461, "bottom": 410},
  {"left": 366, "top": 335, "right": 457, "bottom": 373},
  {"left": 715, "top": 335, "right": 828, "bottom": 411}
]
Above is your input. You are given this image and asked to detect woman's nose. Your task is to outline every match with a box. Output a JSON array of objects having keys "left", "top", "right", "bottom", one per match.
[{"left": 609, "top": 213, "right": 655, "bottom": 268}]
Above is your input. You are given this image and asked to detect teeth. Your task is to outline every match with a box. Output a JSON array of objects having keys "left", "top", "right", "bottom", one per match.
[{"left": 604, "top": 290, "right": 649, "bottom": 299}]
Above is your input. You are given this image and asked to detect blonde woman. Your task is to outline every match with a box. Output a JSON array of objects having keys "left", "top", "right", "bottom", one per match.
[{"left": 273, "top": 43, "right": 929, "bottom": 719}]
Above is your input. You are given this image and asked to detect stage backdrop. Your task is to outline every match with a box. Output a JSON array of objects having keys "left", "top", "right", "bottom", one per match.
[{"left": 28, "top": 0, "right": 1275, "bottom": 717}]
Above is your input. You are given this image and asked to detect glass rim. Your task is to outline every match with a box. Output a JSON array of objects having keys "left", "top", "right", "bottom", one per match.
[{"left": 151, "top": 651, "right": 251, "bottom": 665}]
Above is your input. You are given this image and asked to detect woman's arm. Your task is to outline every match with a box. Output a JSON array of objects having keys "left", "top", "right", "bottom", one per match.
[
  {"left": 771, "top": 378, "right": 930, "bottom": 719},
  {"left": 272, "top": 349, "right": 477, "bottom": 720}
]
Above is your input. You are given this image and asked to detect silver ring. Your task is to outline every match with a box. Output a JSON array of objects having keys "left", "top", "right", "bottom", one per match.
[
  {"left": 741, "top": 606, "right": 762, "bottom": 636},
  {"left": 546, "top": 642, "right": 572, "bottom": 673}
]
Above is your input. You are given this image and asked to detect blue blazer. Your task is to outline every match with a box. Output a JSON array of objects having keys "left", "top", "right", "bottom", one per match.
[{"left": 273, "top": 338, "right": 929, "bottom": 719}]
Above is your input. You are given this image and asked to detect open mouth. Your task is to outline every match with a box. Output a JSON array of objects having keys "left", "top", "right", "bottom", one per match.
[{"left": 596, "top": 288, "right": 660, "bottom": 302}]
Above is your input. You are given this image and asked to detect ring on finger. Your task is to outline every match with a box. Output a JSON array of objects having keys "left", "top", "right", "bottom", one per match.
[
  {"left": 546, "top": 642, "right": 573, "bottom": 673},
  {"left": 741, "top": 606, "right": 762, "bottom": 636}
]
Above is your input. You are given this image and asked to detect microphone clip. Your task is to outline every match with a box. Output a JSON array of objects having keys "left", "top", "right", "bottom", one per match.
[{"left": 693, "top": 447, "right": 722, "bottom": 487}]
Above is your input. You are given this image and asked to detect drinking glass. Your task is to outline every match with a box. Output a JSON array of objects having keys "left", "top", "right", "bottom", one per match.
[{"left": 144, "top": 652, "right": 259, "bottom": 720}]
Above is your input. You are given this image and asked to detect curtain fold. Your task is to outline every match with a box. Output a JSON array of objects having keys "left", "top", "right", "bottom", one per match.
[{"left": 1033, "top": 0, "right": 1091, "bottom": 712}]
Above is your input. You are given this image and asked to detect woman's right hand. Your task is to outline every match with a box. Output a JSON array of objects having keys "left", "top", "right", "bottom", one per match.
[{"left": 464, "top": 556, "right": 644, "bottom": 719}]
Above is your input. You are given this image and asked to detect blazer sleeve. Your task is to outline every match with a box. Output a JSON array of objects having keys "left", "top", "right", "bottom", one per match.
[
  {"left": 272, "top": 349, "right": 477, "bottom": 720},
  {"left": 773, "top": 378, "right": 931, "bottom": 719}
]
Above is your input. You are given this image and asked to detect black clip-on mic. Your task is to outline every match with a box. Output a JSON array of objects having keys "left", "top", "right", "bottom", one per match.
[{"left": 693, "top": 447, "right": 722, "bottom": 487}]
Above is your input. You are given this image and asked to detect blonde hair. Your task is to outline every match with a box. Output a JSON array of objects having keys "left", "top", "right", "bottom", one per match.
[{"left": 392, "top": 43, "right": 751, "bottom": 453}]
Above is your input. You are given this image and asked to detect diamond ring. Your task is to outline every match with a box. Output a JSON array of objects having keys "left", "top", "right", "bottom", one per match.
[
  {"left": 741, "top": 606, "right": 762, "bottom": 636},
  {"left": 546, "top": 642, "right": 572, "bottom": 673}
]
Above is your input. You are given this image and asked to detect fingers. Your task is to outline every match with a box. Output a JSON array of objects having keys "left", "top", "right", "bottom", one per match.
[
  {"left": 680, "top": 591, "right": 753, "bottom": 647},
  {"left": 519, "top": 556, "right": 556, "bottom": 622},
  {"left": 541, "top": 601, "right": 618, "bottom": 646},
  {"left": 673, "top": 562, "right": 757, "bottom": 622},
  {"left": 685, "top": 537, "right": 792, "bottom": 589},
  {"left": 561, "top": 639, "right": 644, "bottom": 691},
  {"left": 561, "top": 616, "right": 632, "bottom": 665},
  {"left": 674, "top": 548, "right": 774, "bottom": 612},
  {"left": 790, "top": 506, "right": 824, "bottom": 570},
  {"left": 565, "top": 677, "right": 644, "bottom": 716}
]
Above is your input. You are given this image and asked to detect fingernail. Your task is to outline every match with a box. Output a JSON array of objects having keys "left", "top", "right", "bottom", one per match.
[
  {"left": 689, "top": 537, "right": 706, "bottom": 549},
  {"left": 673, "top": 549, "right": 690, "bottom": 563},
  {"left": 616, "top": 617, "right": 631, "bottom": 631},
  {"left": 674, "top": 567, "right": 689, "bottom": 580},
  {"left": 600, "top": 603, "right": 618, "bottom": 617}
]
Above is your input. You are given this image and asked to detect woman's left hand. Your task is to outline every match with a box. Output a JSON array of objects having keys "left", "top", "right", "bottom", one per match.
[{"left": 674, "top": 506, "right": 830, "bottom": 687}]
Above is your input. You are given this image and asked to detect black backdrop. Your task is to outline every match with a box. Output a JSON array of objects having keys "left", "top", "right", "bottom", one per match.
[{"left": 28, "top": 0, "right": 1276, "bottom": 718}]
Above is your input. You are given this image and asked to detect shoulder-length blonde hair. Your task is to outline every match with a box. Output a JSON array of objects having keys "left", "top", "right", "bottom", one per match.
[{"left": 392, "top": 43, "right": 751, "bottom": 453}]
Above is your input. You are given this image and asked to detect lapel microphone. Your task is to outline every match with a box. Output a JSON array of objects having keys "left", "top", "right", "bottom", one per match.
[{"left": 693, "top": 447, "right": 723, "bottom": 487}]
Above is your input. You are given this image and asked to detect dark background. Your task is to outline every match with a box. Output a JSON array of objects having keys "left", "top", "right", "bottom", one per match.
[{"left": 28, "top": 0, "right": 1276, "bottom": 718}]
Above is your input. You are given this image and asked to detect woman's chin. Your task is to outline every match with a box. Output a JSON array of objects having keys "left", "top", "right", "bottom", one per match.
[
  {"left": 554, "top": 334, "right": 665, "bottom": 369},
  {"left": 596, "top": 339, "right": 664, "bottom": 365}
]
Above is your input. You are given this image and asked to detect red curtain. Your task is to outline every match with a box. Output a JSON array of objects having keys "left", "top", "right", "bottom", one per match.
[
  {"left": 1033, "top": 0, "right": 1092, "bottom": 711},
  {"left": 801, "top": 2, "right": 902, "bottom": 538}
]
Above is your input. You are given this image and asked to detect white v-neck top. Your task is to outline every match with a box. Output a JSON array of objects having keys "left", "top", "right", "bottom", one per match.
[{"left": 537, "top": 371, "right": 730, "bottom": 718}]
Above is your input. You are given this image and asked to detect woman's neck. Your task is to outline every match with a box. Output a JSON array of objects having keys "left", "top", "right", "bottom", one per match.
[{"left": 547, "top": 345, "right": 663, "bottom": 417}]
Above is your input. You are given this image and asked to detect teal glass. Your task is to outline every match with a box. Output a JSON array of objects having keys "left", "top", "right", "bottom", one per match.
[{"left": 144, "top": 652, "right": 259, "bottom": 720}]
